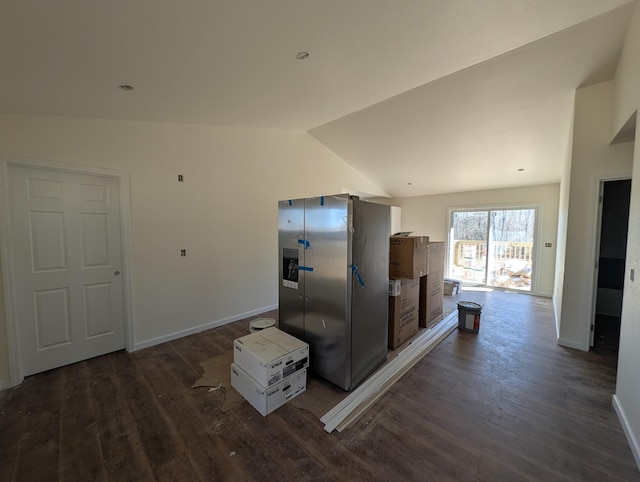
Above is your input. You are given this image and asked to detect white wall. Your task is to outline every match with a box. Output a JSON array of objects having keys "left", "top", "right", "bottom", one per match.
[
  {"left": 0, "top": 256, "right": 8, "bottom": 388},
  {"left": 0, "top": 114, "right": 387, "bottom": 385},
  {"left": 616, "top": 123, "right": 640, "bottom": 468},
  {"left": 613, "top": 1, "right": 640, "bottom": 137},
  {"left": 612, "top": 1, "right": 640, "bottom": 469},
  {"left": 553, "top": 110, "right": 574, "bottom": 337},
  {"left": 558, "top": 81, "right": 634, "bottom": 351},
  {"left": 389, "top": 184, "right": 560, "bottom": 296}
]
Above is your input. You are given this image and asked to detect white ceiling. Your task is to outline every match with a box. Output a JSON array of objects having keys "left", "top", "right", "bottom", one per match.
[{"left": 0, "top": 0, "right": 636, "bottom": 197}]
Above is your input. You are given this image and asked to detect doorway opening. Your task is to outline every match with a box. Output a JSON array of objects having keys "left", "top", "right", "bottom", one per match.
[
  {"left": 592, "top": 179, "right": 631, "bottom": 352},
  {"left": 448, "top": 207, "right": 538, "bottom": 291}
]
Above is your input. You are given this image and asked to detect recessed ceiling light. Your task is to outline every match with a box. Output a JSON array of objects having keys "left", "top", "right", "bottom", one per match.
[
  {"left": 295, "top": 51, "right": 310, "bottom": 60},
  {"left": 118, "top": 84, "right": 134, "bottom": 91}
]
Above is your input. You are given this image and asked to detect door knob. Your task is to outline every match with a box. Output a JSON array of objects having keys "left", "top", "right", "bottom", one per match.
[{"left": 114, "top": 270, "right": 120, "bottom": 276}]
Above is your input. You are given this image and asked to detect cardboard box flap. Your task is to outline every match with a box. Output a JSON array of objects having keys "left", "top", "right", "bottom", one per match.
[{"left": 235, "top": 327, "right": 306, "bottom": 364}]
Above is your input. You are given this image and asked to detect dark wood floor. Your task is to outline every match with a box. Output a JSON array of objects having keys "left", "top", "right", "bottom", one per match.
[{"left": 1, "top": 289, "right": 638, "bottom": 481}]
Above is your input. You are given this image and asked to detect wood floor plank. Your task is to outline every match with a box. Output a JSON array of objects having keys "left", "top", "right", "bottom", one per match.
[
  {"left": 270, "top": 404, "right": 384, "bottom": 480},
  {"left": 0, "top": 379, "right": 32, "bottom": 481},
  {"left": 474, "top": 456, "right": 529, "bottom": 482},
  {"left": 367, "top": 396, "right": 483, "bottom": 476},
  {"left": 388, "top": 386, "right": 568, "bottom": 480},
  {"left": 489, "top": 399, "right": 639, "bottom": 481},
  {"left": 58, "top": 361, "right": 109, "bottom": 481},
  {"left": 349, "top": 417, "right": 482, "bottom": 481},
  {"left": 87, "top": 352, "right": 156, "bottom": 481},
  {"left": 1, "top": 290, "right": 638, "bottom": 481},
  {"left": 10, "top": 370, "right": 62, "bottom": 481},
  {"left": 109, "top": 349, "right": 198, "bottom": 476},
  {"left": 135, "top": 343, "right": 254, "bottom": 480}
]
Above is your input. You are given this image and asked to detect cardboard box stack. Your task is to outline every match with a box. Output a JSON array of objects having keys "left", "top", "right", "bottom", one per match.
[
  {"left": 389, "top": 236, "right": 429, "bottom": 279},
  {"left": 230, "top": 327, "right": 309, "bottom": 416},
  {"left": 388, "top": 236, "right": 447, "bottom": 348},
  {"left": 388, "top": 278, "right": 420, "bottom": 349},
  {"left": 388, "top": 236, "right": 429, "bottom": 349},
  {"left": 419, "top": 241, "right": 445, "bottom": 328}
]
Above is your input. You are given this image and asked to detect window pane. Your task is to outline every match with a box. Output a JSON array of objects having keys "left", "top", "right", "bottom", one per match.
[
  {"left": 488, "top": 209, "right": 535, "bottom": 291},
  {"left": 450, "top": 211, "right": 488, "bottom": 283},
  {"left": 449, "top": 208, "right": 536, "bottom": 292}
]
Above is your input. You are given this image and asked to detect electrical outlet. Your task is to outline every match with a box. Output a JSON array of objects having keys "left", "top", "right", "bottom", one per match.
[
  {"left": 545, "top": 242, "right": 552, "bottom": 248},
  {"left": 180, "top": 249, "right": 186, "bottom": 257},
  {"left": 178, "top": 174, "right": 184, "bottom": 182}
]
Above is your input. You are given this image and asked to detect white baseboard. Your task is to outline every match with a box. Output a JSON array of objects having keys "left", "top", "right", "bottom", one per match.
[
  {"left": 613, "top": 394, "right": 640, "bottom": 470},
  {"left": 557, "top": 337, "right": 588, "bottom": 351},
  {"left": 535, "top": 291, "right": 553, "bottom": 298},
  {"left": 0, "top": 378, "right": 12, "bottom": 391},
  {"left": 134, "top": 304, "right": 278, "bottom": 351}
]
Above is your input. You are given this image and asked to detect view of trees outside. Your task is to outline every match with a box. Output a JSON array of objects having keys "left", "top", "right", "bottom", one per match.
[
  {"left": 450, "top": 208, "right": 536, "bottom": 291},
  {"left": 490, "top": 209, "right": 535, "bottom": 243},
  {"left": 452, "top": 211, "right": 488, "bottom": 241},
  {"left": 452, "top": 209, "right": 535, "bottom": 242}
]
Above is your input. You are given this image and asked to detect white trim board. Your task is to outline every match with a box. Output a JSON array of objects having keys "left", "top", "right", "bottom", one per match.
[
  {"left": 557, "top": 337, "right": 588, "bottom": 351},
  {"left": 134, "top": 304, "right": 278, "bottom": 351},
  {"left": 321, "top": 310, "right": 458, "bottom": 433},
  {"left": 613, "top": 394, "right": 640, "bottom": 471}
]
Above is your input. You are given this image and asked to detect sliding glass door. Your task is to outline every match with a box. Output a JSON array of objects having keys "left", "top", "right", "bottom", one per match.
[{"left": 448, "top": 208, "right": 536, "bottom": 291}]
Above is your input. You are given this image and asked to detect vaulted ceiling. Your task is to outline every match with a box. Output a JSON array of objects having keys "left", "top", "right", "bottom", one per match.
[{"left": 1, "top": 0, "right": 636, "bottom": 197}]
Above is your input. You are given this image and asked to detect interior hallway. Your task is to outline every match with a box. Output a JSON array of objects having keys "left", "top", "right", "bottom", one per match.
[{"left": 0, "top": 289, "right": 638, "bottom": 481}]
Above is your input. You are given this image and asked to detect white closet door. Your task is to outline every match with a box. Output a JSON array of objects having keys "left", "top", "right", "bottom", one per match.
[{"left": 9, "top": 166, "right": 125, "bottom": 376}]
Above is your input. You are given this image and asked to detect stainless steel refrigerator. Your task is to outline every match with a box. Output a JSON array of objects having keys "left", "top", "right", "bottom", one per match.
[{"left": 278, "top": 194, "right": 390, "bottom": 391}]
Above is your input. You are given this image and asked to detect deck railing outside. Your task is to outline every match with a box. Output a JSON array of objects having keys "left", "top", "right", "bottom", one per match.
[{"left": 452, "top": 240, "right": 533, "bottom": 290}]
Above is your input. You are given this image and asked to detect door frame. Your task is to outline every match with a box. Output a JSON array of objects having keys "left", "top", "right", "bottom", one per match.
[
  {"left": 0, "top": 157, "right": 135, "bottom": 387},
  {"left": 446, "top": 203, "right": 543, "bottom": 293}
]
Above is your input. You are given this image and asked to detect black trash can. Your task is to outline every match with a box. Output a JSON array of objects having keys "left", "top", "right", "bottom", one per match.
[{"left": 457, "top": 301, "right": 482, "bottom": 333}]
